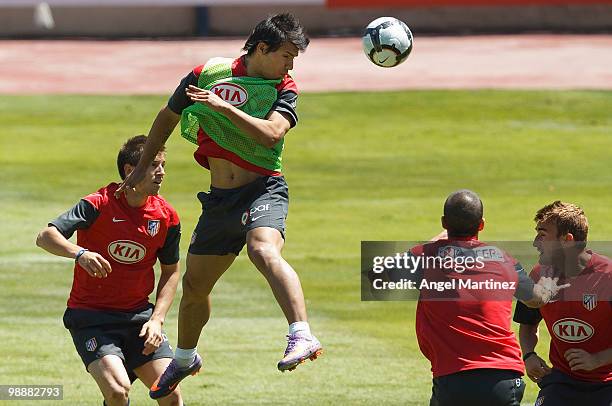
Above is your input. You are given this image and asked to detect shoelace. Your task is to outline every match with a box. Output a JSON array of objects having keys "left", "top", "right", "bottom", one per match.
[{"left": 284, "top": 334, "right": 304, "bottom": 355}]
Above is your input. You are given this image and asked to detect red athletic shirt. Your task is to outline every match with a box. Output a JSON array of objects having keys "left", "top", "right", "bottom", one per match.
[
  {"left": 167, "top": 56, "right": 298, "bottom": 176},
  {"left": 414, "top": 238, "right": 525, "bottom": 378},
  {"left": 531, "top": 252, "right": 612, "bottom": 382},
  {"left": 50, "top": 183, "right": 180, "bottom": 312}
]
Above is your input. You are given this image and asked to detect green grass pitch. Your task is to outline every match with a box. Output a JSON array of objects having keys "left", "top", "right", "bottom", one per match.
[{"left": 0, "top": 90, "right": 610, "bottom": 405}]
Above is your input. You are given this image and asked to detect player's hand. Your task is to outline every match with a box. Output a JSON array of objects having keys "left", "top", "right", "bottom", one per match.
[
  {"left": 186, "top": 85, "right": 231, "bottom": 112},
  {"left": 565, "top": 348, "right": 601, "bottom": 371},
  {"left": 114, "top": 165, "right": 146, "bottom": 198},
  {"left": 77, "top": 251, "right": 112, "bottom": 278},
  {"left": 536, "top": 276, "right": 570, "bottom": 301},
  {"left": 524, "top": 353, "right": 552, "bottom": 382},
  {"left": 140, "top": 319, "right": 164, "bottom": 355}
]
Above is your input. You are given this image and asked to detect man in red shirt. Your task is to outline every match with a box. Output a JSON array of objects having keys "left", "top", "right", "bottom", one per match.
[
  {"left": 513, "top": 201, "right": 612, "bottom": 406},
  {"left": 36, "top": 136, "right": 184, "bottom": 406},
  {"left": 412, "top": 190, "right": 567, "bottom": 406},
  {"left": 116, "top": 14, "right": 321, "bottom": 399}
]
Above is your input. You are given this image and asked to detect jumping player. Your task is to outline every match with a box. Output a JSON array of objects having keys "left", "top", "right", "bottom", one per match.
[
  {"left": 36, "top": 136, "right": 184, "bottom": 406},
  {"left": 115, "top": 13, "right": 321, "bottom": 399},
  {"left": 514, "top": 201, "right": 612, "bottom": 406}
]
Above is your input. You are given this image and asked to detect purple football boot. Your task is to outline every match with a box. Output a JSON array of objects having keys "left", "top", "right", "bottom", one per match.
[
  {"left": 150, "top": 354, "right": 202, "bottom": 399},
  {"left": 277, "top": 333, "right": 322, "bottom": 372}
]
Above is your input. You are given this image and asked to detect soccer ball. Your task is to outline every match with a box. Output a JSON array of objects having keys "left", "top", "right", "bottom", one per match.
[{"left": 362, "top": 17, "right": 413, "bottom": 68}]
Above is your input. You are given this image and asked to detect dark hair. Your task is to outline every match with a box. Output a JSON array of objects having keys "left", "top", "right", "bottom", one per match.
[
  {"left": 243, "top": 13, "right": 309, "bottom": 55},
  {"left": 116, "top": 135, "right": 165, "bottom": 180},
  {"left": 443, "top": 189, "right": 483, "bottom": 237}
]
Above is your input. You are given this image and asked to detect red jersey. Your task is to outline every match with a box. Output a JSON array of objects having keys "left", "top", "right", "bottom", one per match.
[
  {"left": 50, "top": 183, "right": 180, "bottom": 312},
  {"left": 532, "top": 251, "right": 612, "bottom": 382},
  {"left": 168, "top": 56, "right": 298, "bottom": 176},
  {"left": 414, "top": 238, "right": 525, "bottom": 378}
]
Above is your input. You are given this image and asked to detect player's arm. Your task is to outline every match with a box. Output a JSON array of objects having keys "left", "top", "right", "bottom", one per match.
[
  {"left": 36, "top": 200, "right": 111, "bottom": 278},
  {"left": 37, "top": 225, "right": 85, "bottom": 261},
  {"left": 144, "top": 105, "right": 181, "bottom": 162},
  {"left": 116, "top": 69, "right": 195, "bottom": 197},
  {"left": 518, "top": 322, "right": 540, "bottom": 356},
  {"left": 513, "top": 263, "right": 569, "bottom": 307},
  {"left": 519, "top": 323, "right": 552, "bottom": 382},
  {"left": 513, "top": 300, "right": 551, "bottom": 382},
  {"left": 141, "top": 222, "right": 181, "bottom": 355},
  {"left": 565, "top": 347, "right": 612, "bottom": 371},
  {"left": 140, "top": 262, "right": 180, "bottom": 355},
  {"left": 186, "top": 84, "right": 293, "bottom": 148},
  {"left": 116, "top": 106, "right": 180, "bottom": 196}
]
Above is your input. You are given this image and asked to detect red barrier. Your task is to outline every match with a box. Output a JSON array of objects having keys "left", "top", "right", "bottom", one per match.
[{"left": 328, "top": 0, "right": 612, "bottom": 7}]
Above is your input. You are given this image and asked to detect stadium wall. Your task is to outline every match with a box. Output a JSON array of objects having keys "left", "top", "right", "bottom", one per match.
[
  {"left": 207, "top": 4, "right": 612, "bottom": 36},
  {"left": 0, "top": 2, "right": 611, "bottom": 37}
]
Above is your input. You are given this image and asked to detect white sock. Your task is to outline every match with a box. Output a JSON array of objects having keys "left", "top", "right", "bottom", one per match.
[
  {"left": 289, "top": 321, "right": 311, "bottom": 336},
  {"left": 175, "top": 347, "right": 197, "bottom": 368}
]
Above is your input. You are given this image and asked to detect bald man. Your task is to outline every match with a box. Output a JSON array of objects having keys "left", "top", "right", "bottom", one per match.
[{"left": 410, "top": 190, "right": 567, "bottom": 406}]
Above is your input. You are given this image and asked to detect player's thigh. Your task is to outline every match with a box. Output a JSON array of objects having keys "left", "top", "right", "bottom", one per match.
[
  {"left": 537, "top": 380, "right": 612, "bottom": 406},
  {"left": 589, "top": 384, "right": 612, "bottom": 406},
  {"left": 431, "top": 369, "right": 524, "bottom": 406},
  {"left": 245, "top": 177, "right": 288, "bottom": 252},
  {"left": 246, "top": 227, "right": 284, "bottom": 254},
  {"left": 88, "top": 355, "right": 131, "bottom": 398},
  {"left": 133, "top": 358, "right": 182, "bottom": 404},
  {"left": 535, "top": 384, "right": 572, "bottom": 406},
  {"left": 183, "top": 253, "right": 237, "bottom": 295},
  {"left": 123, "top": 324, "right": 173, "bottom": 378}
]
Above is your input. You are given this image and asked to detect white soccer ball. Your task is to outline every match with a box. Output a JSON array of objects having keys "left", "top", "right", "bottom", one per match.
[{"left": 362, "top": 17, "right": 413, "bottom": 68}]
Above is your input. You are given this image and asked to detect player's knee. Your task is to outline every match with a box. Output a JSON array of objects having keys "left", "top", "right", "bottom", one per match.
[
  {"left": 247, "top": 242, "right": 280, "bottom": 267},
  {"left": 106, "top": 381, "right": 130, "bottom": 404}
]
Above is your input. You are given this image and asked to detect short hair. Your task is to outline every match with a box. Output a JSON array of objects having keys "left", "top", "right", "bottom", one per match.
[
  {"left": 443, "top": 189, "right": 483, "bottom": 237},
  {"left": 534, "top": 201, "right": 588, "bottom": 244},
  {"left": 116, "top": 135, "right": 165, "bottom": 180},
  {"left": 243, "top": 13, "right": 310, "bottom": 55}
]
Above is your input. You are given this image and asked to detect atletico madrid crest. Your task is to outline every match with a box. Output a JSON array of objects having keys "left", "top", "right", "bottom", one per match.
[
  {"left": 147, "top": 220, "right": 160, "bottom": 237},
  {"left": 583, "top": 294, "right": 597, "bottom": 311},
  {"left": 85, "top": 337, "right": 97, "bottom": 352}
]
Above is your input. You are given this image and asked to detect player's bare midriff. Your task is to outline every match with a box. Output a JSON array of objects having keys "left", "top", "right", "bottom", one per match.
[{"left": 208, "top": 157, "right": 265, "bottom": 189}]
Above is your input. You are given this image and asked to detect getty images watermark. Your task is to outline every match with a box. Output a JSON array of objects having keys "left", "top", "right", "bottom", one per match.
[
  {"left": 0, "top": 385, "right": 63, "bottom": 400},
  {"left": 361, "top": 241, "right": 612, "bottom": 301},
  {"left": 371, "top": 250, "right": 497, "bottom": 290}
]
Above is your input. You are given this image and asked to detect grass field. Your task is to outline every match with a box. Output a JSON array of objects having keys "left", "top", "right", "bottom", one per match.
[{"left": 1, "top": 90, "right": 611, "bottom": 405}]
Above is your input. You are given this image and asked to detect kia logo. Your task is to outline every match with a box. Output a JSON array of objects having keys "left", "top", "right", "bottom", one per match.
[
  {"left": 552, "top": 318, "right": 594, "bottom": 343},
  {"left": 107, "top": 240, "right": 146, "bottom": 264},
  {"left": 210, "top": 83, "right": 248, "bottom": 107}
]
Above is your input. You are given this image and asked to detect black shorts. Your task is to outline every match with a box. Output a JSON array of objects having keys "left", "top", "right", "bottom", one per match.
[
  {"left": 535, "top": 368, "right": 612, "bottom": 406},
  {"left": 188, "top": 175, "right": 289, "bottom": 256},
  {"left": 430, "top": 368, "right": 525, "bottom": 406},
  {"left": 62, "top": 305, "right": 173, "bottom": 378}
]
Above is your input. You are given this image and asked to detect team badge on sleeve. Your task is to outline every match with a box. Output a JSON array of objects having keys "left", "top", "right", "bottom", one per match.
[
  {"left": 147, "top": 220, "right": 161, "bottom": 237},
  {"left": 583, "top": 294, "right": 597, "bottom": 311},
  {"left": 85, "top": 337, "right": 98, "bottom": 352}
]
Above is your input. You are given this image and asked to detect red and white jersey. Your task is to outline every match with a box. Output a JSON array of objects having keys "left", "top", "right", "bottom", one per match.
[
  {"left": 532, "top": 252, "right": 612, "bottom": 382},
  {"left": 50, "top": 183, "right": 181, "bottom": 312},
  {"left": 414, "top": 238, "right": 525, "bottom": 378}
]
